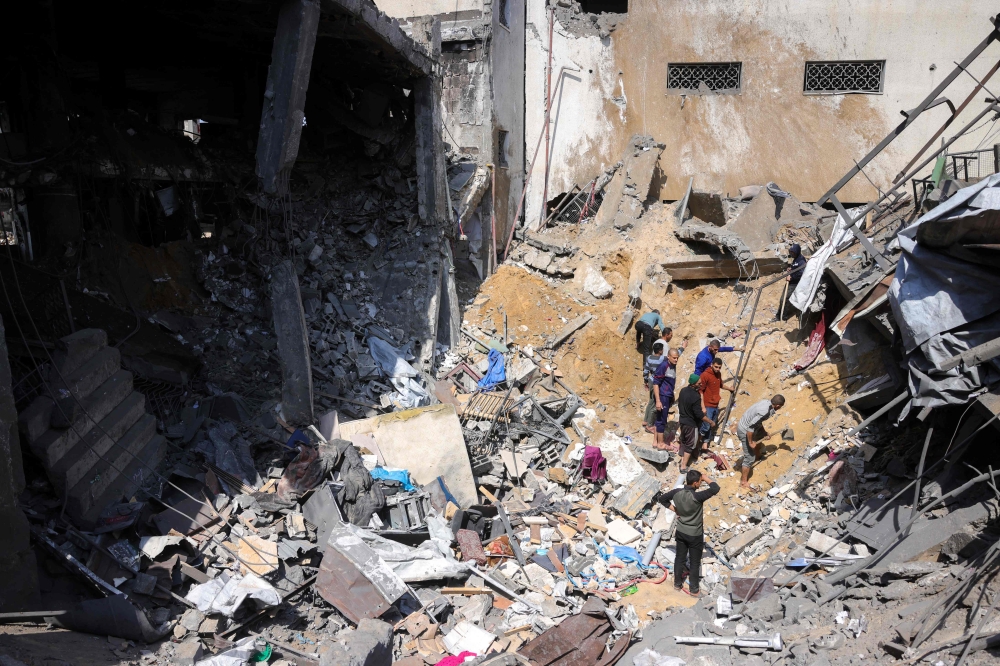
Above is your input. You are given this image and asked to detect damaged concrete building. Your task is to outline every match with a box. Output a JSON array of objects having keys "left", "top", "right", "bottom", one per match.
[
  {"left": 376, "top": 0, "right": 526, "bottom": 277},
  {"left": 7, "top": 2, "right": 1000, "bottom": 666}
]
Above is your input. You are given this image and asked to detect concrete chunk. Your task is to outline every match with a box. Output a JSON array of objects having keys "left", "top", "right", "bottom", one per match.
[
  {"left": 320, "top": 618, "right": 392, "bottom": 666},
  {"left": 173, "top": 639, "right": 203, "bottom": 666},
  {"left": 270, "top": 260, "right": 314, "bottom": 424},
  {"left": 724, "top": 527, "right": 764, "bottom": 558},
  {"left": 51, "top": 328, "right": 108, "bottom": 378},
  {"left": 806, "top": 530, "right": 851, "bottom": 557}
]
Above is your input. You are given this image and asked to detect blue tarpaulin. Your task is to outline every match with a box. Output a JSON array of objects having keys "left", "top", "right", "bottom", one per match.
[
  {"left": 477, "top": 348, "right": 506, "bottom": 389},
  {"left": 370, "top": 467, "right": 416, "bottom": 491}
]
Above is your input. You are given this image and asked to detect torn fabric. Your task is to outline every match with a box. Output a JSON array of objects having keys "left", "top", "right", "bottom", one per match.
[{"left": 789, "top": 209, "right": 862, "bottom": 312}]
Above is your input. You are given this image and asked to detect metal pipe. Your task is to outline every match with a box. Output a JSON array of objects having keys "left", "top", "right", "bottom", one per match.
[
  {"left": 716, "top": 268, "right": 794, "bottom": 436},
  {"left": 909, "top": 427, "right": 934, "bottom": 533},
  {"left": 893, "top": 57, "right": 1000, "bottom": 183},
  {"left": 822, "top": 468, "right": 1000, "bottom": 592},
  {"left": 825, "top": 101, "right": 1000, "bottom": 242},
  {"left": 817, "top": 17, "right": 1000, "bottom": 206},
  {"left": 502, "top": 65, "right": 581, "bottom": 258},
  {"left": 846, "top": 391, "right": 909, "bottom": 436},
  {"left": 541, "top": 7, "right": 554, "bottom": 227},
  {"left": 674, "top": 633, "right": 783, "bottom": 651},
  {"left": 642, "top": 531, "right": 661, "bottom": 566}
]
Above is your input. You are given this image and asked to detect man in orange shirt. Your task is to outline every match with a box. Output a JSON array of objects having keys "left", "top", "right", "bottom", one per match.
[{"left": 698, "top": 358, "right": 734, "bottom": 444}]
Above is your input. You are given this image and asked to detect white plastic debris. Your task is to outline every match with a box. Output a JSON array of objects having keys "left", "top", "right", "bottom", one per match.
[
  {"left": 443, "top": 620, "right": 496, "bottom": 655},
  {"left": 193, "top": 637, "right": 258, "bottom": 666},
  {"left": 185, "top": 572, "right": 281, "bottom": 617}
]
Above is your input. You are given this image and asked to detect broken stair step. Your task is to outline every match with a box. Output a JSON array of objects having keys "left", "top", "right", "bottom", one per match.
[
  {"left": 30, "top": 370, "right": 135, "bottom": 469},
  {"left": 51, "top": 346, "right": 121, "bottom": 402},
  {"left": 18, "top": 395, "right": 54, "bottom": 445},
  {"left": 51, "top": 328, "right": 109, "bottom": 379},
  {"left": 64, "top": 413, "right": 156, "bottom": 521},
  {"left": 49, "top": 391, "right": 148, "bottom": 495},
  {"left": 77, "top": 434, "right": 166, "bottom": 528}
]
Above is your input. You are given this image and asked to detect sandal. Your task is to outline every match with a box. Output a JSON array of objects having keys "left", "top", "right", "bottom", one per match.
[{"left": 643, "top": 425, "right": 655, "bottom": 434}]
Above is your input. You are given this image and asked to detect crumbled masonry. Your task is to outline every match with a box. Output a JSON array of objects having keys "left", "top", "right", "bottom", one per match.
[{"left": 5, "top": 3, "right": 1000, "bottom": 666}]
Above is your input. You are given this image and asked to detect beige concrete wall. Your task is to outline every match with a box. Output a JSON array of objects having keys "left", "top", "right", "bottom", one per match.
[
  {"left": 374, "top": 0, "right": 482, "bottom": 19},
  {"left": 525, "top": 0, "right": 1000, "bottom": 225}
]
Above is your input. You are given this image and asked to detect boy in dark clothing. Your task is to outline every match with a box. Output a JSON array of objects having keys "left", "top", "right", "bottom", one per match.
[
  {"left": 782, "top": 243, "right": 807, "bottom": 320},
  {"left": 677, "top": 374, "right": 715, "bottom": 472},
  {"left": 657, "top": 469, "right": 720, "bottom": 596}
]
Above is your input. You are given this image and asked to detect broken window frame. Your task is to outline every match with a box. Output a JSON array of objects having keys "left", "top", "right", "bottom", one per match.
[
  {"left": 666, "top": 62, "right": 742, "bottom": 95},
  {"left": 803, "top": 60, "right": 885, "bottom": 95},
  {"left": 498, "top": 0, "right": 510, "bottom": 29},
  {"left": 497, "top": 129, "right": 509, "bottom": 168}
]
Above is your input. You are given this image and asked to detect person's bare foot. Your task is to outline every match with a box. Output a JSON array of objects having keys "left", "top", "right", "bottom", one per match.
[{"left": 739, "top": 481, "right": 751, "bottom": 489}]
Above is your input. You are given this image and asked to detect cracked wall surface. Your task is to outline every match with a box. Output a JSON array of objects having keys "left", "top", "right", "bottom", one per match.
[{"left": 524, "top": 0, "right": 1000, "bottom": 226}]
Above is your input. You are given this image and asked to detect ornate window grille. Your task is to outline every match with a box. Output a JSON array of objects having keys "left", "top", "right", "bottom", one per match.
[
  {"left": 804, "top": 61, "right": 884, "bottom": 94},
  {"left": 666, "top": 62, "right": 742, "bottom": 94}
]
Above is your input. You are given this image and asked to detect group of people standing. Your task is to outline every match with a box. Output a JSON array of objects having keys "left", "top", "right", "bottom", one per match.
[
  {"left": 637, "top": 311, "right": 743, "bottom": 467},
  {"left": 636, "top": 245, "right": 803, "bottom": 598}
]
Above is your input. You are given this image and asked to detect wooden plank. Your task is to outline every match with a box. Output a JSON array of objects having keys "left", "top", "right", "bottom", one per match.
[
  {"left": 548, "top": 315, "right": 593, "bottom": 349},
  {"left": 661, "top": 253, "right": 784, "bottom": 280},
  {"left": 441, "top": 587, "right": 492, "bottom": 595}
]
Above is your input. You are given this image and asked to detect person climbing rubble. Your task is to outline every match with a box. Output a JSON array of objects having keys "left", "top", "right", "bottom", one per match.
[
  {"left": 737, "top": 394, "right": 785, "bottom": 489},
  {"left": 693, "top": 338, "right": 743, "bottom": 375},
  {"left": 781, "top": 243, "right": 807, "bottom": 321},
  {"left": 699, "top": 357, "right": 734, "bottom": 445},
  {"left": 652, "top": 348, "right": 680, "bottom": 450},
  {"left": 634, "top": 309, "right": 664, "bottom": 356},
  {"left": 655, "top": 469, "right": 719, "bottom": 598},
  {"left": 657, "top": 326, "right": 687, "bottom": 359},
  {"left": 642, "top": 339, "right": 666, "bottom": 433},
  {"left": 677, "top": 373, "right": 714, "bottom": 473}
]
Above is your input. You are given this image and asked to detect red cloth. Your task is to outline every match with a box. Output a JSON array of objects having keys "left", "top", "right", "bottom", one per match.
[
  {"left": 794, "top": 312, "right": 826, "bottom": 371},
  {"left": 581, "top": 445, "right": 607, "bottom": 482},
  {"left": 436, "top": 652, "right": 478, "bottom": 666},
  {"left": 699, "top": 368, "right": 723, "bottom": 408}
]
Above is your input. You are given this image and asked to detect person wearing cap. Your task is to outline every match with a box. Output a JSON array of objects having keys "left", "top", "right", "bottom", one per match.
[
  {"left": 642, "top": 339, "right": 666, "bottom": 433},
  {"left": 782, "top": 244, "right": 807, "bottom": 320},
  {"left": 737, "top": 394, "right": 785, "bottom": 488},
  {"left": 652, "top": 348, "right": 680, "bottom": 450},
  {"left": 677, "top": 373, "right": 715, "bottom": 472},
  {"left": 694, "top": 338, "right": 743, "bottom": 376},
  {"left": 699, "top": 357, "right": 735, "bottom": 444}
]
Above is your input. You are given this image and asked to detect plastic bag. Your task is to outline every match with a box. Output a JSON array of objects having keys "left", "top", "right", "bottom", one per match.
[{"left": 632, "top": 649, "right": 686, "bottom": 666}]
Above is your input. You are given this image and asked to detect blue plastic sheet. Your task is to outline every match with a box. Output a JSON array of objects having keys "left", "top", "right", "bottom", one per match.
[
  {"left": 370, "top": 467, "right": 416, "bottom": 491},
  {"left": 477, "top": 349, "right": 506, "bottom": 389}
]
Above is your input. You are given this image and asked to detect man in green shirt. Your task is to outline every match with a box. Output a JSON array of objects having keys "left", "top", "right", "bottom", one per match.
[{"left": 656, "top": 469, "right": 720, "bottom": 597}]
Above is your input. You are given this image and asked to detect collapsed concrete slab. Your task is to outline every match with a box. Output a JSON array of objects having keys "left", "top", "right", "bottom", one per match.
[
  {"left": 687, "top": 189, "right": 727, "bottom": 226},
  {"left": 675, "top": 222, "right": 757, "bottom": 266},
  {"left": 595, "top": 136, "right": 665, "bottom": 230}
]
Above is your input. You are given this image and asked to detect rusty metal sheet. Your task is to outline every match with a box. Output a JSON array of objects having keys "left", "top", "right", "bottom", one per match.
[
  {"left": 520, "top": 597, "right": 628, "bottom": 666},
  {"left": 456, "top": 529, "right": 487, "bottom": 566},
  {"left": 316, "top": 545, "right": 393, "bottom": 624},
  {"left": 610, "top": 472, "right": 659, "bottom": 519},
  {"left": 730, "top": 576, "right": 775, "bottom": 603}
]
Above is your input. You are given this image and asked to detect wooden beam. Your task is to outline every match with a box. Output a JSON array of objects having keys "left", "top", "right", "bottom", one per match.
[{"left": 661, "top": 253, "right": 784, "bottom": 280}]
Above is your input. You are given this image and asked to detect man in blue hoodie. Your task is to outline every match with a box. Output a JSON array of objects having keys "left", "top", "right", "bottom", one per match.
[{"left": 694, "top": 338, "right": 743, "bottom": 376}]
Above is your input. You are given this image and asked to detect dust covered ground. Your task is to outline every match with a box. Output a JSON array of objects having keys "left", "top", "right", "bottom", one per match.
[{"left": 463, "top": 205, "right": 858, "bottom": 528}]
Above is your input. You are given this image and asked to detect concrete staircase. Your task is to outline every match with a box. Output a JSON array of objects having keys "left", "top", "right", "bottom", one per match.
[{"left": 18, "top": 329, "right": 166, "bottom": 527}]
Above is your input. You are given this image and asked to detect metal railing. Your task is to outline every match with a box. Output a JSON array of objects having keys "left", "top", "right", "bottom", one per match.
[{"left": 945, "top": 147, "right": 1000, "bottom": 180}]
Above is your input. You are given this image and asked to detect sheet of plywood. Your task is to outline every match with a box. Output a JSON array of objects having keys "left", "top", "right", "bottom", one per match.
[{"left": 338, "top": 404, "right": 477, "bottom": 507}]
